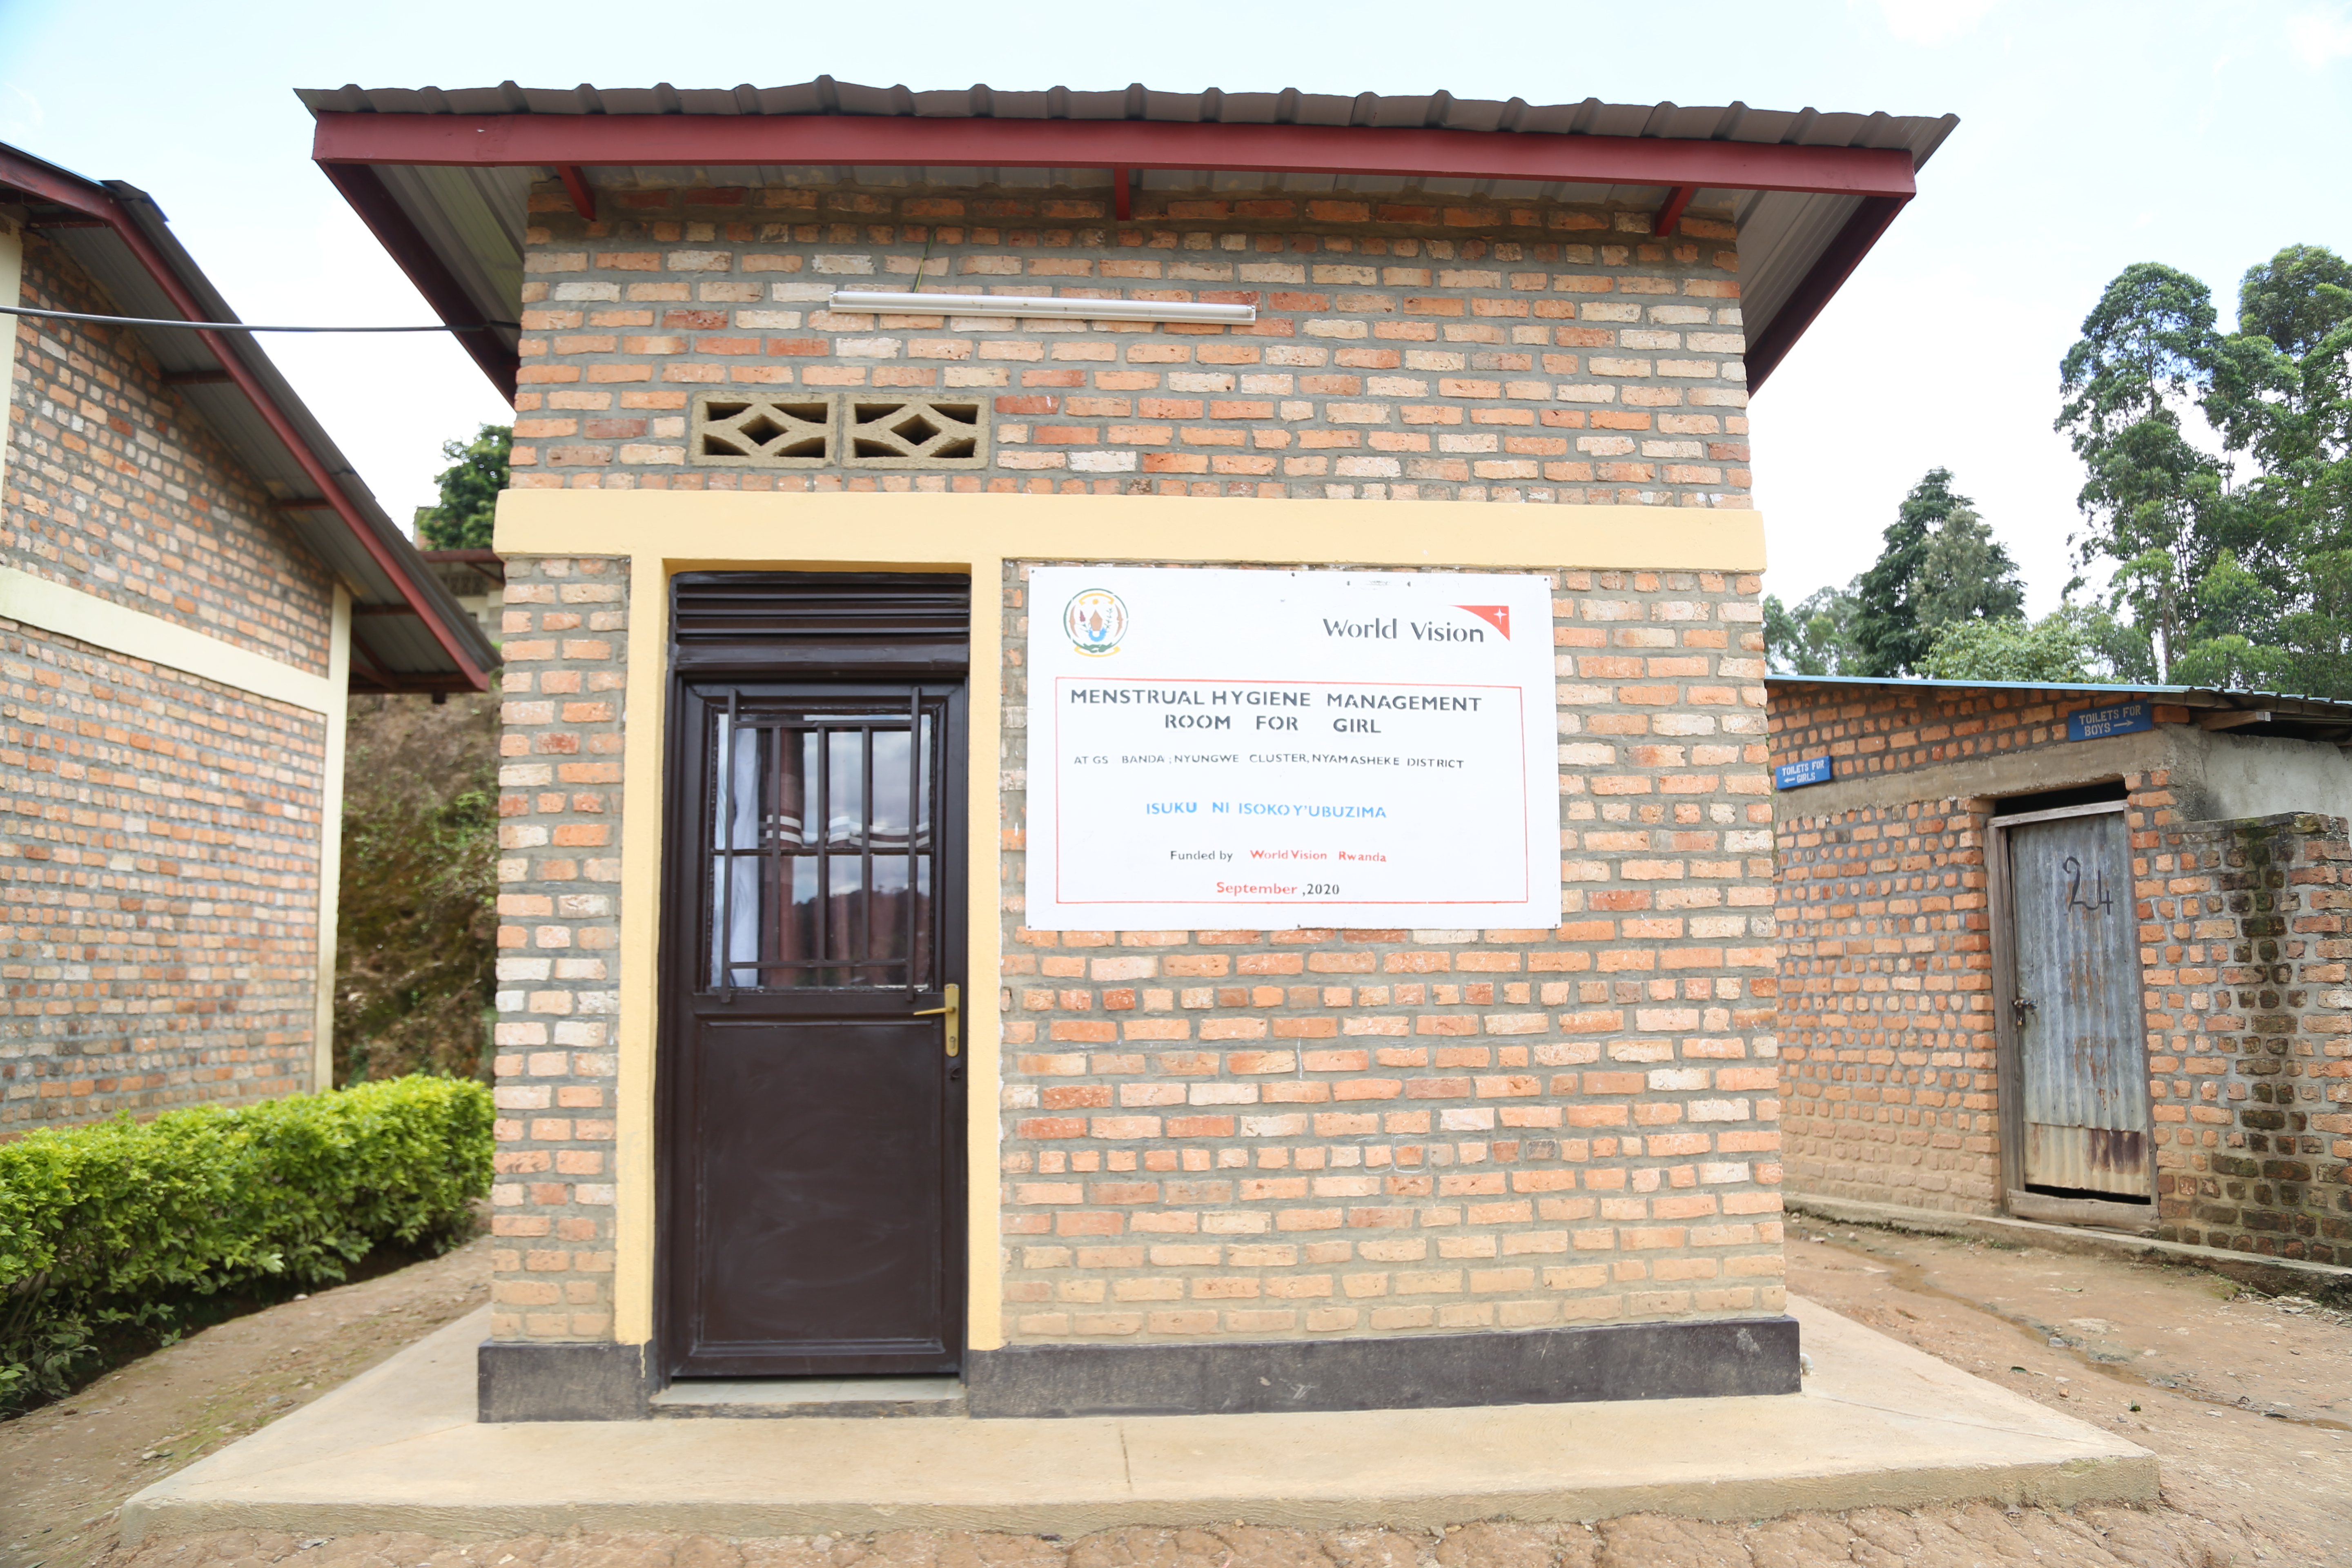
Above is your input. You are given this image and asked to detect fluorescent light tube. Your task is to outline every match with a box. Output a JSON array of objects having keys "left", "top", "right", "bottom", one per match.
[{"left": 829, "top": 290, "right": 1255, "bottom": 324}]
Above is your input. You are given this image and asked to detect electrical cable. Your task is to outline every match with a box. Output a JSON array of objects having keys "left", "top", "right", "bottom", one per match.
[{"left": 0, "top": 303, "right": 515, "bottom": 333}]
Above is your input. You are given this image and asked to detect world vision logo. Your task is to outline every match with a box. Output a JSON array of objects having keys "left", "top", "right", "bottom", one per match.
[
  {"left": 1319, "top": 603, "right": 1512, "bottom": 643},
  {"left": 1063, "top": 588, "right": 1129, "bottom": 656}
]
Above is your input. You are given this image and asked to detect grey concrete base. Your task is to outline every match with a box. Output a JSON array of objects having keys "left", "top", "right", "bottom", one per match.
[
  {"left": 120, "top": 1298, "right": 2155, "bottom": 1543},
  {"left": 1787, "top": 1193, "right": 2352, "bottom": 1304},
  {"left": 650, "top": 1377, "right": 966, "bottom": 1419},
  {"left": 478, "top": 1340, "right": 649, "bottom": 1422},
  {"left": 968, "top": 1314, "right": 1797, "bottom": 1417}
]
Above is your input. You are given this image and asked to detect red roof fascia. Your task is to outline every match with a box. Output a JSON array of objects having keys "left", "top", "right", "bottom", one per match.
[
  {"left": 310, "top": 112, "right": 1920, "bottom": 199},
  {"left": 0, "top": 146, "right": 492, "bottom": 692}
]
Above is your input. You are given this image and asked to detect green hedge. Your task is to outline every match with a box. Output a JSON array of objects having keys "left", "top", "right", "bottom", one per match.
[{"left": 0, "top": 1076, "right": 493, "bottom": 1410}]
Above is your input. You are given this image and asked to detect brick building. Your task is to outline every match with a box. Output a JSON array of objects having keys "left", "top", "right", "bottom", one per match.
[
  {"left": 1770, "top": 675, "right": 2352, "bottom": 1265},
  {"left": 308, "top": 79, "right": 1957, "bottom": 1419},
  {"left": 0, "top": 145, "right": 498, "bottom": 1130}
]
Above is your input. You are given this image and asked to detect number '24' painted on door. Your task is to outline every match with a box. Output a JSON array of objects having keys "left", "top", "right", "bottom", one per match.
[{"left": 2061, "top": 854, "right": 2113, "bottom": 914}]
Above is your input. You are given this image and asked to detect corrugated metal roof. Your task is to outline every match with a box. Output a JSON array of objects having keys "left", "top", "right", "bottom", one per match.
[
  {"left": 1766, "top": 673, "right": 2352, "bottom": 736},
  {"left": 5, "top": 151, "right": 497, "bottom": 689},
  {"left": 296, "top": 80, "right": 1960, "bottom": 388}
]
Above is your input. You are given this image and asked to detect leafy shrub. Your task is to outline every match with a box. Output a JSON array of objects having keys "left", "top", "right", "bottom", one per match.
[
  {"left": 336, "top": 692, "right": 499, "bottom": 1085},
  {"left": 0, "top": 1076, "right": 492, "bottom": 1411}
]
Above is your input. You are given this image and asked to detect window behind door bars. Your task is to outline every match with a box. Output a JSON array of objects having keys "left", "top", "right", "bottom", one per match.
[{"left": 709, "top": 700, "right": 936, "bottom": 991}]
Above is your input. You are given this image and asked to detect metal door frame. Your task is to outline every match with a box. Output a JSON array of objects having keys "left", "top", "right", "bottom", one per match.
[
  {"left": 650, "top": 570, "right": 976, "bottom": 1391},
  {"left": 1987, "top": 797, "right": 2159, "bottom": 1232},
  {"left": 653, "top": 675, "right": 970, "bottom": 1381}
]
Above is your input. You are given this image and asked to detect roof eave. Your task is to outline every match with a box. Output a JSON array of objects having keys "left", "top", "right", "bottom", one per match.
[
  {"left": 1766, "top": 673, "right": 2352, "bottom": 734},
  {"left": 303, "top": 96, "right": 1951, "bottom": 397}
]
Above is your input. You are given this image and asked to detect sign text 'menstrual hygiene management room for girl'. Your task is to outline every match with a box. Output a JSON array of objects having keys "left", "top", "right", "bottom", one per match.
[{"left": 1025, "top": 566, "right": 1562, "bottom": 930}]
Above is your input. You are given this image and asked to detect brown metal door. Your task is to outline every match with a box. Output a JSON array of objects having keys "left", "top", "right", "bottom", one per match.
[
  {"left": 660, "top": 680, "right": 965, "bottom": 1377},
  {"left": 2007, "top": 810, "right": 2153, "bottom": 1199}
]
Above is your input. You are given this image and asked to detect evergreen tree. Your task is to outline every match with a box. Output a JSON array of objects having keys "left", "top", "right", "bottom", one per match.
[
  {"left": 1913, "top": 499, "right": 2025, "bottom": 636},
  {"left": 414, "top": 424, "right": 512, "bottom": 550},
  {"left": 1851, "top": 468, "right": 2021, "bottom": 676}
]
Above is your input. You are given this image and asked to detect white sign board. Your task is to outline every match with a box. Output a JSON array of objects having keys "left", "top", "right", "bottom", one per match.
[{"left": 1023, "top": 566, "right": 1561, "bottom": 931}]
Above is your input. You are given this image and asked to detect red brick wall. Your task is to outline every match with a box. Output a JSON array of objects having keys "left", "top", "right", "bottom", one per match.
[
  {"left": 487, "top": 555, "right": 626, "bottom": 1340},
  {"left": 483, "top": 184, "right": 1784, "bottom": 1348},
  {"left": 2, "top": 236, "right": 336, "bottom": 1129},
  {"left": 2141, "top": 813, "right": 2351, "bottom": 1264},
  {"left": 1767, "top": 681, "right": 2192, "bottom": 782},
  {"left": 484, "top": 556, "right": 1788, "bottom": 1343},
  {"left": 997, "top": 564, "right": 1785, "bottom": 1340},
  {"left": 1774, "top": 794, "right": 2005, "bottom": 1212},
  {"left": 0, "top": 622, "right": 327, "bottom": 1129},
  {"left": 507, "top": 180, "right": 1750, "bottom": 507},
  {"left": 5, "top": 237, "right": 336, "bottom": 673}
]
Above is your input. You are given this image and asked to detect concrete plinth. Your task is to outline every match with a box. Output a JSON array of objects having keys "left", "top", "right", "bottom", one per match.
[{"left": 120, "top": 1298, "right": 2155, "bottom": 1544}]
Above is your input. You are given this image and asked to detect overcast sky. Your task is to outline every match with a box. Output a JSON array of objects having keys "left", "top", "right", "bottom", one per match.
[{"left": 4, "top": 0, "right": 2348, "bottom": 611}]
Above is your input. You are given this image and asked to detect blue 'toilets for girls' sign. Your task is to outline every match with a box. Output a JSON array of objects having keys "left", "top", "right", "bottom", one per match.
[{"left": 1774, "top": 756, "right": 1834, "bottom": 790}]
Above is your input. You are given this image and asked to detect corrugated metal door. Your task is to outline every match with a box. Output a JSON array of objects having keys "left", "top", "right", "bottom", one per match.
[{"left": 2008, "top": 811, "right": 2152, "bottom": 1197}]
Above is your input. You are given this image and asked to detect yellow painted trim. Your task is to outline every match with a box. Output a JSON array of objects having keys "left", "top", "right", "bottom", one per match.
[
  {"left": 0, "top": 566, "right": 339, "bottom": 713},
  {"left": 967, "top": 562, "right": 1006, "bottom": 1350},
  {"left": 612, "top": 553, "right": 669, "bottom": 1347},
  {"left": 515, "top": 490, "right": 1767, "bottom": 1356},
  {"left": 313, "top": 587, "right": 350, "bottom": 1092},
  {"left": 496, "top": 490, "right": 1766, "bottom": 574},
  {"left": 604, "top": 551, "right": 1011, "bottom": 1350}
]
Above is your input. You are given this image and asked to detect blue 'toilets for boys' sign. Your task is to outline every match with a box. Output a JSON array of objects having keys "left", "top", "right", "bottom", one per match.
[
  {"left": 2068, "top": 701, "right": 2153, "bottom": 742},
  {"left": 1774, "top": 756, "right": 1834, "bottom": 790}
]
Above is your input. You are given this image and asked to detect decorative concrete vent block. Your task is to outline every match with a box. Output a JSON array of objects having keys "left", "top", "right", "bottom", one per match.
[
  {"left": 690, "top": 394, "right": 837, "bottom": 467},
  {"left": 842, "top": 397, "right": 990, "bottom": 469}
]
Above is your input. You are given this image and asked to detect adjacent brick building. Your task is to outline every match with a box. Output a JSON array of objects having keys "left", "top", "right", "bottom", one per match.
[
  {"left": 309, "top": 78, "right": 1958, "bottom": 1419},
  {"left": 0, "top": 144, "right": 496, "bottom": 1130},
  {"left": 1770, "top": 675, "right": 2352, "bottom": 1267}
]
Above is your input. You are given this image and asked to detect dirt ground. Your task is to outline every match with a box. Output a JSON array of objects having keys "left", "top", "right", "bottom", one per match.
[
  {"left": 1784, "top": 1222, "right": 2350, "bottom": 1564},
  {"left": 0, "top": 1235, "right": 494, "bottom": 1568},
  {"left": 5, "top": 1222, "right": 2348, "bottom": 1568}
]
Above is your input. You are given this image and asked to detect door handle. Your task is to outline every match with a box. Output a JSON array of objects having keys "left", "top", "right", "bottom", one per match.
[{"left": 913, "top": 982, "right": 960, "bottom": 1057}]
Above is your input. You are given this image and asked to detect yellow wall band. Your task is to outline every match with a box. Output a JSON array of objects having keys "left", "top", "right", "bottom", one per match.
[
  {"left": 497, "top": 490, "right": 1770, "bottom": 1351},
  {"left": 0, "top": 565, "right": 339, "bottom": 714},
  {"left": 494, "top": 490, "right": 1767, "bottom": 573}
]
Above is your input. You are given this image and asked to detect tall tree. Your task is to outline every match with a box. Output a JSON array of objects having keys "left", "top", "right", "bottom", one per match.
[
  {"left": 414, "top": 423, "right": 512, "bottom": 550},
  {"left": 1850, "top": 468, "right": 2020, "bottom": 676},
  {"left": 2057, "top": 247, "right": 2352, "bottom": 695},
  {"left": 2055, "top": 263, "right": 2234, "bottom": 680},
  {"left": 2203, "top": 246, "right": 2352, "bottom": 694}
]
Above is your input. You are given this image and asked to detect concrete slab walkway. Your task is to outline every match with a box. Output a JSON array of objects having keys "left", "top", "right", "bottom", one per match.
[{"left": 120, "top": 1298, "right": 2155, "bottom": 1543}]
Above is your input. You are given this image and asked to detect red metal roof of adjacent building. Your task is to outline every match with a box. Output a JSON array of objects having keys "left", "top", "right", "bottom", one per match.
[{"left": 1, "top": 142, "right": 499, "bottom": 694}]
